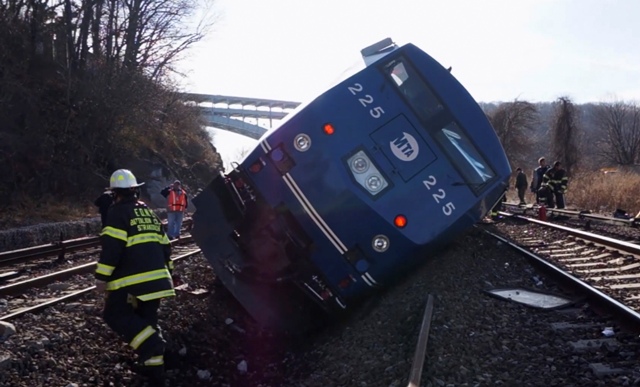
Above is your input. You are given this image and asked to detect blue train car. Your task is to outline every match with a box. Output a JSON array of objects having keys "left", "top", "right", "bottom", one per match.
[{"left": 192, "top": 38, "right": 510, "bottom": 331}]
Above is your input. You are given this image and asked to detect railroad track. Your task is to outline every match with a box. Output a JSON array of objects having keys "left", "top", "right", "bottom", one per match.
[
  {"left": 0, "top": 218, "right": 193, "bottom": 267},
  {"left": 482, "top": 215, "right": 640, "bottom": 378},
  {"left": 487, "top": 213, "right": 640, "bottom": 324},
  {"left": 0, "top": 234, "right": 195, "bottom": 296},
  {"left": 0, "top": 247, "right": 202, "bottom": 321},
  {"left": 502, "top": 202, "right": 640, "bottom": 232}
]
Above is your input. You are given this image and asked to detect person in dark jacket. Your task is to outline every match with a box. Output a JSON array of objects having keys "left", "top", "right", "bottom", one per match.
[
  {"left": 530, "top": 157, "right": 550, "bottom": 204},
  {"left": 94, "top": 189, "right": 114, "bottom": 228},
  {"left": 514, "top": 167, "right": 528, "bottom": 205},
  {"left": 95, "top": 169, "right": 174, "bottom": 385}
]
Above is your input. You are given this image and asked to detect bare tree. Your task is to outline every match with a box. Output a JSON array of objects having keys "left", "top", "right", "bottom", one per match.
[
  {"left": 550, "top": 96, "right": 581, "bottom": 174},
  {"left": 487, "top": 99, "right": 539, "bottom": 169},
  {"left": 593, "top": 101, "right": 640, "bottom": 166},
  {"left": 109, "top": 0, "right": 215, "bottom": 78}
]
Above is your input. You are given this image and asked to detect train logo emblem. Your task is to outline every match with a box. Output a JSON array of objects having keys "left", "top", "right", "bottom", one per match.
[{"left": 390, "top": 132, "right": 419, "bottom": 162}]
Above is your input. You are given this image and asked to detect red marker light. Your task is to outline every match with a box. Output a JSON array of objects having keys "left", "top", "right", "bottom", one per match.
[
  {"left": 338, "top": 277, "right": 352, "bottom": 289},
  {"left": 323, "top": 123, "right": 335, "bottom": 135},
  {"left": 249, "top": 159, "right": 264, "bottom": 173},
  {"left": 394, "top": 215, "right": 407, "bottom": 228}
]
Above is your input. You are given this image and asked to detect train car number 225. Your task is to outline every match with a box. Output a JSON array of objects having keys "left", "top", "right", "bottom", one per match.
[
  {"left": 348, "top": 83, "right": 385, "bottom": 119},
  {"left": 422, "top": 175, "right": 456, "bottom": 216}
]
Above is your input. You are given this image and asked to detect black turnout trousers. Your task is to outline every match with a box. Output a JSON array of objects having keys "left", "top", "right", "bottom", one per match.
[{"left": 103, "top": 288, "right": 165, "bottom": 364}]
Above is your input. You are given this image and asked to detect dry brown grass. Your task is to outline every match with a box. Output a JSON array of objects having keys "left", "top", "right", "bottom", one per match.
[{"left": 568, "top": 171, "right": 640, "bottom": 215}]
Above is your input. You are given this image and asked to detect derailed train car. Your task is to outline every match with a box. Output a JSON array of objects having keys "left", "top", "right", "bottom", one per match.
[{"left": 192, "top": 38, "right": 511, "bottom": 331}]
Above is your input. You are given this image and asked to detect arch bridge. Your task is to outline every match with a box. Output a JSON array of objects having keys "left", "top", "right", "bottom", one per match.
[{"left": 181, "top": 93, "right": 301, "bottom": 139}]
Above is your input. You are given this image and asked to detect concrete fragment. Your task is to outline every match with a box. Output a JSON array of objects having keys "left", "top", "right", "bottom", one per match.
[
  {"left": 569, "top": 339, "right": 619, "bottom": 352},
  {"left": 550, "top": 322, "right": 599, "bottom": 331},
  {"left": 589, "top": 363, "right": 626, "bottom": 378}
]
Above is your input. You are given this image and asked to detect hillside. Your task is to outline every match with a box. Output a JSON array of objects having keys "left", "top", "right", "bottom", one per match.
[{"left": 0, "top": 1, "right": 222, "bottom": 230}]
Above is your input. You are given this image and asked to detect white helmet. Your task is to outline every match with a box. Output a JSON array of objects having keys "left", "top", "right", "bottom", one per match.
[{"left": 109, "top": 169, "right": 145, "bottom": 189}]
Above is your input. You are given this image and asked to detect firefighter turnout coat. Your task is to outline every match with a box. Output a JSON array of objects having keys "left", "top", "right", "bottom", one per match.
[{"left": 95, "top": 197, "right": 175, "bottom": 300}]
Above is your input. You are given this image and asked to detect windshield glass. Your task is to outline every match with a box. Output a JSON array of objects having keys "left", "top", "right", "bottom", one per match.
[
  {"left": 437, "top": 123, "right": 495, "bottom": 186},
  {"left": 384, "top": 58, "right": 444, "bottom": 123}
]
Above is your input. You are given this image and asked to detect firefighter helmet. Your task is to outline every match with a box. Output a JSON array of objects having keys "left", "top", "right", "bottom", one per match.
[{"left": 109, "top": 169, "right": 144, "bottom": 189}]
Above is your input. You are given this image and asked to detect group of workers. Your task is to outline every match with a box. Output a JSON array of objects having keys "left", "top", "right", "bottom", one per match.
[
  {"left": 92, "top": 169, "right": 189, "bottom": 385},
  {"left": 529, "top": 157, "right": 569, "bottom": 209},
  {"left": 492, "top": 157, "right": 569, "bottom": 219},
  {"left": 512, "top": 157, "right": 568, "bottom": 209}
]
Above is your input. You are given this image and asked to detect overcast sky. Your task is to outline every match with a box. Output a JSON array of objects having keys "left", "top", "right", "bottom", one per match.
[{"left": 177, "top": 0, "right": 640, "bottom": 167}]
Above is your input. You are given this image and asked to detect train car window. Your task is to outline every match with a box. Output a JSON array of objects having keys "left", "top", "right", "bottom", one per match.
[
  {"left": 433, "top": 122, "right": 496, "bottom": 189},
  {"left": 384, "top": 57, "right": 444, "bottom": 124}
]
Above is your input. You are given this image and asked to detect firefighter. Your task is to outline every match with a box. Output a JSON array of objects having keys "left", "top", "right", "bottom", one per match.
[
  {"left": 95, "top": 169, "right": 175, "bottom": 385},
  {"left": 538, "top": 168, "right": 555, "bottom": 208},
  {"left": 548, "top": 161, "right": 568, "bottom": 209}
]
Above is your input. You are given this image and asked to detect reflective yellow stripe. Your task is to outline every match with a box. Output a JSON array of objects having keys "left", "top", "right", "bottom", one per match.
[
  {"left": 101, "top": 226, "right": 128, "bottom": 242},
  {"left": 167, "top": 260, "right": 175, "bottom": 270},
  {"left": 96, "top": 263, "right": 115, "bottom": 276},
  {"left": 138, "top": 289, "right": 176, "bottom": 301},
  {"left": 127, "top": 233, "right": 167, "bottom": 247},
  {"left": 144, "top": 355, "right": 164, "bottom": 366},
  {"left": 130, "top": 325, "right": 155, "bottom": 350},
  {"left": 106, "top": 269, "right": 171, "bottom": 291},
  {"left": 160, "top": 234, "right": 170, "bottom": 245}
]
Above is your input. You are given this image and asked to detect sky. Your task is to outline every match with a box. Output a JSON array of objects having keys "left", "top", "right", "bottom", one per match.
[{"left": 176, "top": 0, "right": 640, "bottom": 167}]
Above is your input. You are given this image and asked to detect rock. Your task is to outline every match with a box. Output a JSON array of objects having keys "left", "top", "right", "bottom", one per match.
[
  {"left": 0, "top": 321, "right": 16, "bottom": 340},
  {"left": 0, "top": 352, "right": 11, "bottom": 371},
  {"left": 48, "top": 283, "right": 72, "bottom": 292}
]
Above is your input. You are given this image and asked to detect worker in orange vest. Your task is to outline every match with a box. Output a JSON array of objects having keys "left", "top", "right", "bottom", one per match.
[{"left": 161, "top": 180, "right": 188, "bottom": 240}]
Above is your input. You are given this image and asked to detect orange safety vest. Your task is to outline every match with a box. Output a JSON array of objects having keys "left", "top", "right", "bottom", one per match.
[{"left": 167, "top": 189, "right": 187, "bottom": 212}]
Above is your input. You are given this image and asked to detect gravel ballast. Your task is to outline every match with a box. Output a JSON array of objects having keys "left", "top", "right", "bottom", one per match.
[{"left": 2, "top": 223, "right": 640, "bottom": 386}]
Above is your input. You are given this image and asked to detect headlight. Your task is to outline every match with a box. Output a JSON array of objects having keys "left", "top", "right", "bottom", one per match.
[
  {"left": 366, "top": 175, "right": 383, "bottom": 192},
  {"left": 345, "top": 150, "right": 389, "bottom": 196},
  {"left": 293, "top": 133, "right": 311, "bottom": 152},
  {"left": 351, "top": 157, "right": 369, "bottom": 174},
  {"left": 372, "top": 235, "right": 390, "bottom": 252}
]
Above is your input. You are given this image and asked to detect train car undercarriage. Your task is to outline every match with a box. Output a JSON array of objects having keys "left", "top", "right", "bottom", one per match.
[{"left": 191, "top": 170, "right": 342, "bottom": 331}]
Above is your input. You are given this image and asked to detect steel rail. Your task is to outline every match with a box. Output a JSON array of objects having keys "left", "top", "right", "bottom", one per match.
[
  {"left": 0, "top": 262, "right": 96, "bottom": 296},
  {"left": 0, "top": 287, "right": 96, "bottom": 321},
  {"left": 500, "top": 212, "right": 640, "bottom": 255},
  {"left": 0, "top": 218, "right": 193, "bottom": 266},
  {"left": 483, "top": 226, "right": 640, "bottom": 329},
  {"left": 0, "top": 249, "right": 202, "bottom": 321},
  {"left": 407, "top": 294, "right": 434, "bottom": 387},
  {"left": 502, "top": 203, "right": 638, "bottom": 228},
  {"left": 0, "top": 237, "right": 100, "bottom": 266},
  {"left": 0, "top": 236, "right": 194, "bottom": 296}
]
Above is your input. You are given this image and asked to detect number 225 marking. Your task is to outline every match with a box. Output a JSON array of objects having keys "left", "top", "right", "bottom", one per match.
[
  {"left": 348, "top": 83, "right": 385, "bottom": 119},
  {"left": 422, "top": 175, "right": 456, "bottom": 216}
]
